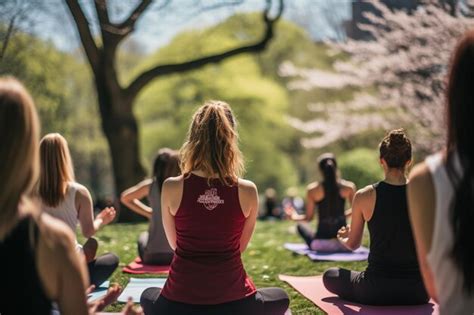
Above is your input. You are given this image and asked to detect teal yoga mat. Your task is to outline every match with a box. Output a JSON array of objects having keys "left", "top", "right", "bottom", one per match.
[
  {"left": 118, "top": 277, "right": 167, "bottom": 303},
  {"left": 88, "top": 281, "right": 110, "bottom": 301}
]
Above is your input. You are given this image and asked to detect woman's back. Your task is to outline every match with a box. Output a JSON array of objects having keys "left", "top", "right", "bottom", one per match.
[
  {"left": 42, "top": 181, "right": 80, "bottom": 233},
  {"left": 161, "top": 174, "right": 256, "bottom": 305},
  {"left": 367, "top": 181, "right": 420, "bottom": 277},
  {"left": 315, "top": 183, "right": 346, "bottom": 239},
  {"left": 0, "top": 216, "right": 51, "bottom": 315},
  {"left": 426, "top": 152, "right": 474, "bottom": 314}
]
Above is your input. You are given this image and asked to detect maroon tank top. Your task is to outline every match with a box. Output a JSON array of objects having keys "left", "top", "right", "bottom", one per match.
[{"left": 160, "top": 173, "right": 256, "bottom": 304}]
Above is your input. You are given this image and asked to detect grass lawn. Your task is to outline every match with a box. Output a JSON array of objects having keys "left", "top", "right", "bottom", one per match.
[{"left": 82, "top": 220, "right": 369, "bottom": 314}]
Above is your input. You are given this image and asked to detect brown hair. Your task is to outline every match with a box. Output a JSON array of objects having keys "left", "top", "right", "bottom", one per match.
[
  {"left": 39, "top": 133, "right": 75, "bottom": 207},
  {"left": 379, "top": 128, "right": 412, "bottom": 169},
  {"left": 0, "top": 77, "right": 40, "bottom": 233},
  {"left": 152, "top": 148, "right": 181, "bottom": 191},
  {"left": 445, "top": 31, "right": 474, "bottom": 292},
  {"left": 180, "top": 100, "right": 244, "bottom": 186}
]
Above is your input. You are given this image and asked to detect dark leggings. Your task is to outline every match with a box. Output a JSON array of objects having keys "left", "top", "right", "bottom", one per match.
[
  {"left": 137, "top": 231, "right": 174, "bottom": 265},
  {"left": 140, "top": 287, "right": 290, "bottom": 315},
  {"left": 87, "top": 252, "right": 119, "bottom": 288},
  {"left": 296, "top": 223, "right": 314, "bottom": 247},
  {"left": 323, "top": 267, "right": 429, "bottom": 305}
]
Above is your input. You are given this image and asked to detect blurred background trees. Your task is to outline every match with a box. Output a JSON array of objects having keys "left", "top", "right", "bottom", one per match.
[{"left": 2, "top": 0, "right": 470, "bottom": 221}]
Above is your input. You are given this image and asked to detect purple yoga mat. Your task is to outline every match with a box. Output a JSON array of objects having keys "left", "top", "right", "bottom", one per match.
[{"left": 284, "top": 243, "right": 370, "bottom": 261}]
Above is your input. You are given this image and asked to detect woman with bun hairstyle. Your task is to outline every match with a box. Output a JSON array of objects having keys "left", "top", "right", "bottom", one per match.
[
  {"left": 0, "top": 77, "right": 140, "bottom": 315},
  {"left": 295, "top": 153, "right": 356, "bottom": 252},
  {"left": 39, "top": 133, "right": 119, "bottom": 288},
  {"left": 408, "top": 31, "right": 474, "bottom": 314},
  {"left": 322, "top": 129, "right": 429, "bottom": 305},
  {"left": 140, "top": 101, "right": 289, "bottom": 315},
  {"left": 121, "top": 148, "right": 180, "bottom": 265}
]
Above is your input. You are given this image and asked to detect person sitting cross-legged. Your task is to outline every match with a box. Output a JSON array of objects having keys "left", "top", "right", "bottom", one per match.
[{"left": 322, "top": 129, "right": 429, "bottom": 306}]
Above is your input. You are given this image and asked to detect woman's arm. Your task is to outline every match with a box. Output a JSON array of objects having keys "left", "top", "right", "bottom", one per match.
[
  {"left": 161, "top": 177, "right": 182, "bottom": 251},
  {"left": 407, "top": 162, "right": 438, "bottom": 302},
  {"left": 38, "top": 214, "right": 89, "bottom": 315},
  {"left": 76, "top": 185, "right": 115, "bottom": 239},
  {"left": 120, "top": 179, "right": 153, "bottom": 220},
  {"left": 238, "top": 179, "right": 259, "bottom": 252},
  {"left": 344, "top": 181, "right": 357, "bottom": 218},
  {"left": 292, "top": 183, "right": 318, "bottom": 221},
  {"left": 338, "top": 186, "right": 372, "bottom": 250}
]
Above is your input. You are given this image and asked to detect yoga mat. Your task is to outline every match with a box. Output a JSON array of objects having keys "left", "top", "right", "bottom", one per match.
[
  {"left": 279, "top": 275, "right": 439, "bottom": 315},
  {"left": 117, "top": 277, "right": 167, "bottom": 303},
  {"left": 122, "top": 257, "right": 170, "bottom": 274},
  {"left": 88, "top": 281, "right": 110, "bottom": 301},
  {"left": 284, "top": 243, "right": 370, "bottom": 261}
]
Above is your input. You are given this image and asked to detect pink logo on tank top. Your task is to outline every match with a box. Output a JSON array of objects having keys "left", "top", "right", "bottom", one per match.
[{"left": 197, "top": 188, "right": 224, "bottom": 210}]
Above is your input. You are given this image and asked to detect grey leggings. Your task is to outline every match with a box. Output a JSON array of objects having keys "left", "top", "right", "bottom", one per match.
[
  {"left": 323, "top": 267, "right": 429, "bottom": 305},
  {"left": 140, "top": 287, "right": 290, "bottom": 315},
  {"left": 138, "top": 231, "right": 174, "bottom": 265}
]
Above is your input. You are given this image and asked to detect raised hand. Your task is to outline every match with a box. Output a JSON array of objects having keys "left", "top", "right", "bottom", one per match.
[
  {"left": 337, "top": 225, "right": 350, "bottom": 240},
  {"left": 96, "top": 207, "right": 116, "bottom": 225}
]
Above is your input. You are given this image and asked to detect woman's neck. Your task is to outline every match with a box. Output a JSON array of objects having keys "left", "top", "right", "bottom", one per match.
[
  {"left": 191, "top": 169, "right": 219, "bottom": 178},
  {"left": 384, "top": 168, "right": 408, "bottom": 185}
]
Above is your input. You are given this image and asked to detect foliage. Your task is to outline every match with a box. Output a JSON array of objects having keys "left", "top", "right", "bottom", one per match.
[
  {"left": 0, "top": 31, "right": 114, "bottom": 198},
  {"left": 288, "top": 0, "right": 474, "bottom": 154},
  {"left": 128, "top": 14, "right": 334, "bottom": 194},
  {"left": 338, "top": 148, "right": 384, "bottom": 189},
  {"left": 79, "top": 220, "right": 370, "bottom": 314}
]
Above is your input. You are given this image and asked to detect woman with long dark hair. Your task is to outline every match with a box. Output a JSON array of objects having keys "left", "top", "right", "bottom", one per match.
[
  {"left": 322, "top": 129, "right": 429, "bottom": 305},
  {"left": 121, "top": 148, "right": 180, "bottom": 265},
  {"left": 408, "top": 31, "right": 474, "bottom": 314},
  {"left": 139, "top": 101, "right": 289, "bottom": 314},
  {"left": 295, "top": 153, "right": 356, "bottom": 252}
]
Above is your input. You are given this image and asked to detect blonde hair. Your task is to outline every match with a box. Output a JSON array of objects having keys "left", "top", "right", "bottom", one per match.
[
  {"left": 39, "top": 133, "right": 75, "bottom": 207},
  {"left": 180, "top": 100, "right": 244, "bottom": 186},
  {"left": 0, "top": 77, "right": 40, "bottom": 231}
]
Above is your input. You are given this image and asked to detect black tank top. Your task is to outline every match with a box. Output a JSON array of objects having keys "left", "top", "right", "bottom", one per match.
[
  {"left": 0, "top": 216, "right": 52, "bottom": 315},
  {"left": 315, "top": 185, "right": 346, "bottom": 239},
  {"left": 366, "top": 182, "right": 421, "bottom": 278}
]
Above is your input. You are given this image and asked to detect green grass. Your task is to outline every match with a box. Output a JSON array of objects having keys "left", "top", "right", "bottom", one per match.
[{"left": 83, "top": 220, "right": 369, "bottom": 314}]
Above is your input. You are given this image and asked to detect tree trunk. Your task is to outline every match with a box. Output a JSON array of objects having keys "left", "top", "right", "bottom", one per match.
[{"left": 96, "top": 78, "right": 146, "bottom": 222}]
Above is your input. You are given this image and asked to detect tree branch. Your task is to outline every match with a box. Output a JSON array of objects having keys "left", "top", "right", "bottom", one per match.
[
  {"left": 65, "top": 0, "right": 100, "bottom": 69},
  {"left": 0, "top": 15, "right": 16, "bottom": 61},
  {"left": 116, "top": 0, "right": 156, "bottom": 36},
  {"left": 126, "top": 0, "right": 284, "bottom": 100}
]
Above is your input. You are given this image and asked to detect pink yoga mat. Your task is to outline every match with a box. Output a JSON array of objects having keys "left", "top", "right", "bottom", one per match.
[
  {"left": 279, "top": 275, "right": 439, "bottom": 315},
  {"left": 122, "top": 257, "right": 170, "bottom": 274}
]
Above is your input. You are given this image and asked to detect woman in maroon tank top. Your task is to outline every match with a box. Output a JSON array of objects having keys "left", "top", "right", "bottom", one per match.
[{"left": 140, "top": 101, "right": 289, "bottom": 315}]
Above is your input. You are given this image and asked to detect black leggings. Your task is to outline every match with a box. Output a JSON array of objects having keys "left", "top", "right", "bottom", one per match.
[
  {"left": 140, "top": 287, "right": 290, "bottom": 315},
  {"left": 87, "top": 252, "right": 119, "bottom": 288},
  {"left": 137, "top": 231, "right": 174, "bottom": 265},
  {"left": 323, "top": 267, "right": 429, "bottom": 305}
]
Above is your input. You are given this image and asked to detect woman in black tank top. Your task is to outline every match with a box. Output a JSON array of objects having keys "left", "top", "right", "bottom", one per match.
[
  {"left": 322, "top": 129, "right": 429, "bottom": 305},
  {"left": 295, "top": 153, "right": 356, "bottom": 252},
  {"left": 0, "top": 77, "right": 141, "bottom": 315}
]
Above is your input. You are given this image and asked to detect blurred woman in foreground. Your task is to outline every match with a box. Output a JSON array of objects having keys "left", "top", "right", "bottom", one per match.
[{"left": 408, "top": 31, "right": 474, "bottom": 314}]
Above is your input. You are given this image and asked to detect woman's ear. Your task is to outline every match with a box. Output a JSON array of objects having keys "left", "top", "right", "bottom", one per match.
[{"left": 380, "top": 158, "right": 388, "bottom": 171}]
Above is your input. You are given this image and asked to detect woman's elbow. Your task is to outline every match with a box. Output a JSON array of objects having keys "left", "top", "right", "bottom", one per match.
[{"left": 82, "top": 228, "right": 95, "bottom": 239}]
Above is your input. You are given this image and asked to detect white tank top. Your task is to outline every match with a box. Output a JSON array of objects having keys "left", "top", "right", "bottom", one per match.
[
  {"left": 425, "top": 152, "right": 474, "bottom": 314},
  {"left": 42, "top": 182, "right": 82, "bottom": 250}
]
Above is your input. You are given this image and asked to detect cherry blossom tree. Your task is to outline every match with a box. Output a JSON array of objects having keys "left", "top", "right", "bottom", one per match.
[{"left": 282, "top": 0, "right": 474, "bottom": 153}]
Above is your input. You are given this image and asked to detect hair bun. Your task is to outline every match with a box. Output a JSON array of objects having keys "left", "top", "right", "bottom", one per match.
[{"left": 388, "top": 129, "right": 407, "bottom": 145}]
